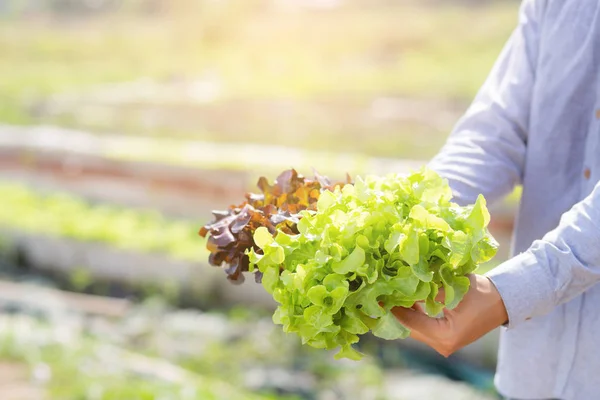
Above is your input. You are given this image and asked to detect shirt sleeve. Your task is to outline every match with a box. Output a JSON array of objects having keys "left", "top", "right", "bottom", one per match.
[
  {"left": 486, "top": 181, "right": 600, "bottom": 328},
  {"left": 428, "top": 0, "right": 544, "bottom": 206}
]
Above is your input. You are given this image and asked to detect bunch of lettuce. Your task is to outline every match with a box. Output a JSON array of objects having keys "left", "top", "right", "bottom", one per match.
[
  {"left": 247, "top": 168, "right": 497, "bottom": 360},
  {"left": 199, "top": 169, "right": 351, "bottom": 283}
]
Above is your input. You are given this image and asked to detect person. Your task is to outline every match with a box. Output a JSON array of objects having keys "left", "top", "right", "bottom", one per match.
[{"left": 388, "top": 1, "right": 600, "bottom": 399}]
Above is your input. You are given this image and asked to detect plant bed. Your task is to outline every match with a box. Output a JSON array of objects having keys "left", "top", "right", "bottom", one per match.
[
  {"left": 0, "top": 229, "right": 274, "bottom": 309},
  {"left": 0, "top": 313, "right": 284, "bottom": 400},
  {"left": 0, "top": 124, "right": 426, "bottom": 180},
  {"left": 0, "top": 182, "right": 274, "bottom": 307},
  {"left": 0, "top": 124, "right": 517, "bottom": 240},
  {"left": 0, "top": 147, "right": 248, "bottom": 220},
  {"left": 0, "top": 302, "right": 497, "bottom": 400}
]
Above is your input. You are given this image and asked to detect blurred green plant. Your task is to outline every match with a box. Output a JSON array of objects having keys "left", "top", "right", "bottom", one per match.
[
  {"left": 0, "top": 0, "right": 517, "bottom": 164},
  {"left": 0, "top": 303, "right": 390, "bottom": 400},
  {"left": 0, "top": 315, "right": 282, "bottom": 400},
  {"left": 68, "top": 267, "right": 93, "bottom": 292},
  {"left": 0, "top": 1, "right": 517, "bottom": 130},
  {"left": 0, "top": 182, "right": 205, "bottom": 261}
]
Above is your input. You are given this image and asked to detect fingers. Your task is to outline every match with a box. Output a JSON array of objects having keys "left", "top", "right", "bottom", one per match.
[
  {"left": 390, "top": 306, "right": 440, "bottom": 347},
  {"left": 384, "top": 275, "right": 498, "bottom": 358},
  {"left": 384, "top": 301, "right": 451, "bottom": 350},
  {"left": 407, "top": 326, "right": 435, "bottom": 346},
  {"left": 400, "top": 304, "right": 434, "bottom": 343},
  {"left": 391, "top": 306, "right": 458, "bottom": 357},
  {"left": 390, "top": 306, "right": 442, "bottom": 335}
]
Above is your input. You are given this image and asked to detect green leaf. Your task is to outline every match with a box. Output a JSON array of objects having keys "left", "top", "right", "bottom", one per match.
[
  {"left": 327, "top": 286, "right": 349, "bottom": 314},
  {"left": 247, "top": 248, "right": 262, "bottom": 267},
  {"left": 470, "top": 236, "right": 499, "bottom": 264},
  {"left": 317, "top": 190, "right": 337, "bottom": 211},
  {"left": 390, "top": 267, "right": 420, "bottom": 295},
  {"left": 418, "top": 232, "right": 430, "bottom": 256},
  {"left": 382, "top": 280, "right": 431, "bottom": 307},
  {"left": 465, "top": 194, "right": 491, "bottom": 231},
  {"left": 298, "top": 323, "right": 321, "bottom": 342},
  {"left": 425, "top": 282, "right": 444, "bottom": 316},
  {"left": 272, "top": 306, "right": 285, "bottom": 325},
  {"left": 356, "top": 262, "right": 379, "bottom": 284},
  {"left": 410, "top": 167, "right": 453, "bottom": 204},
  {"left": 347, "top": 280, "right": 394, "bottom": 318},
  {"left": 280, "top": 270, "right": 294, "bottom": 287},
  {"left": 262, "top": 266, "right": 281, "bottom": 294},
  {"left": 413, "top": 280, "right": 432, "bottom": 301},
  {"left": 399, "top": 228, "right": 420, "bottom": 265},
  {"left": 322, "top": 274, "right": 347, "bottom": 291},
  {"left": 457, "top": 259, "right": 478, "bottom": 275},
  {"left": 274, "top": 231, "right": 297, "bottom": 247},
  {"left": 335, "top": 345, "right": 364, "bottom": 361},
  {"left": 307, "top": 285, "right": 328, "bottom": 306},
  {"left": 303, "top": 306, "right": 334, "bottom": 330},
  {"left": 356, "top": 234, "right": 370, "bottom": 249},
  {"left": 254, "top": 226, "right": 274, "bottom": 249},
  {"left": 307, "top": 331, "right": 339, "bottom": 349},
  {"left": 340, "top": 313, "right": 370, "bottom": 335},
  {"left": 268, "top": 244, "right": 285, "bottom": 264},
  {"left": 296, "top": 216, "right": 312, "bottom": 235},
  {"left": 384, "top": 231, "right": 405, "bottom": 254},
  {"left": 409, "top": 204, "right": 451, "bottom": 232},
  {"left": 411, "top": 257, "right": 434, "bottom": 282},
  {"left": 332, "top": 246, "right": 366, "bottom": 274},
  {"left": 439, "top": 265, "right": 470, "bottom": 310},
  {"left": 371, "top": 312, "right": 411, "bottom": 340},
  {"left": 443, "top": 230, "right": 470, "bottom": 267}
]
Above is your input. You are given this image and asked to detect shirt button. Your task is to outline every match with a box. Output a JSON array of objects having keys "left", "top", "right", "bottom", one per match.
[
  {"left": 584, "top": 168, "right": 591, "bottom": 179},
  {"left": 596, "top": 109, "right": 600, "bottom": 119}
]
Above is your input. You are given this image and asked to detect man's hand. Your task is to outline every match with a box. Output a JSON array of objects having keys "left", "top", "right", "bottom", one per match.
[{"left": 390, "top": 274, "right": 508, "bottom": 357}]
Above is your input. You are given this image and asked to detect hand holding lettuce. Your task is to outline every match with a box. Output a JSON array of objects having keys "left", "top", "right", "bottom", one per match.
[{"left": 201, "top": 168, "right": 497, "bottom": 360}]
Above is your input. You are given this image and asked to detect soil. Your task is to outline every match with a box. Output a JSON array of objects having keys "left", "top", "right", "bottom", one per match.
[{"left": 0, "top": 148, "right": 248, "bottom": 218}]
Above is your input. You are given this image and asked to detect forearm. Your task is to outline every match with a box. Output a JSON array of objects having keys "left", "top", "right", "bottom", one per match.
[{"left": 486, "top": 181, "right": 600, "bottom": 327}]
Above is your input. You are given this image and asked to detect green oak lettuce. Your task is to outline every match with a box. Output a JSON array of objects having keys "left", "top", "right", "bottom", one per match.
[{"left": 248, "top": 168, "right": 497, "bottom": 360}]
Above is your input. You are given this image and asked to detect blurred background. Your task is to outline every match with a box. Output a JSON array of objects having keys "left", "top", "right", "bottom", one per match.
[{"left": 0, "top": 0, "right": 521, "bottom": 399}]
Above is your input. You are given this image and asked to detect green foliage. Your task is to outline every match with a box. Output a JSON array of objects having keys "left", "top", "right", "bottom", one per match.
[
  {"left": 68, "top": 267, "right": 93, "bottom": 291},
  {"left": 0, "top": 3, "right": 516, "bottom": 105},
  {"left": 0, "top": 305, "right": 389, "bottom": 400},
  {"left": 0, "top": 2, "right": 517, "bottom": 163},
  {"left": 249, "top": 168, "right": 497, "bottom": 359},
  {"left": 0, "top": 316, "right": 274, "bottom": 400},
  {"left": 0, "top": 182, "right": 205, "bottom": 260}
]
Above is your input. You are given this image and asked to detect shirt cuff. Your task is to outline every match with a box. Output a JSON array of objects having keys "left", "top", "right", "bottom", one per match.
[{"left": 484, "top": 251, "right": 555, "bottom": 329}]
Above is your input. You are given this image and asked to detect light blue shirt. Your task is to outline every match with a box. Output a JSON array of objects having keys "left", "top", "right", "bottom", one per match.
[{"left": 428, "top": 1, "right": 600, "bottom": 399}]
